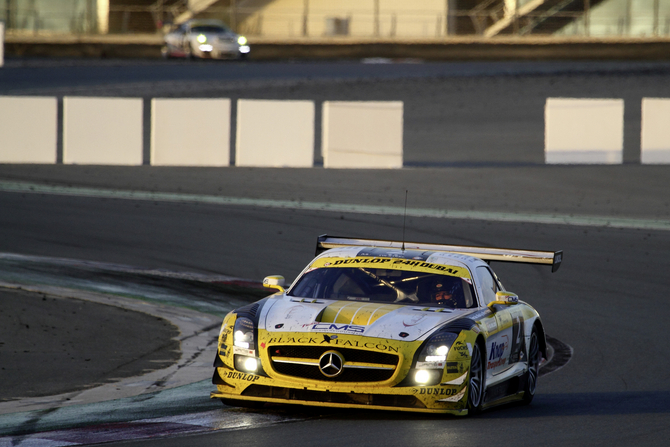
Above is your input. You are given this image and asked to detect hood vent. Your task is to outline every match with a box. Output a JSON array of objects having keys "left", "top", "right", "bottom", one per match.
[{"left": 236, "top": 302, "right": 260, "bottom": 319}]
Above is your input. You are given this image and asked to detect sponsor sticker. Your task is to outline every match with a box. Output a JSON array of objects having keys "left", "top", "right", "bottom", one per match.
[
  {"left": 224, "top": 371, "right": 261, "bottom": 382},
  {"left": 233, "top": 346, "right": 255, "bottom": 356},
  {"left": 487, "top": 335, "right": 509, "bottom": 370},
  {"left": 311, "top": 323, "right": 366, "bottom": 334},
  {"left": 416, "top": 387, "right": 463, "bottom": 397},
  {"left": 452, "top": 341, "right": 470, "bottom": 359},
  {"left": 417, "top": 360, "right": 445, "bottom": 369},
  {"left": 446, "top": 361, "right": 460, "bottom": 374},
  {"left": 310, "top": 257, "right": 471, "bottom": 279},
  {"left": 265, "top": 336, "right": 400, "bottom": 352}
]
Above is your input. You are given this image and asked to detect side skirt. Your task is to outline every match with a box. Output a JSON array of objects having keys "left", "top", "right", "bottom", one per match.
[{"left": 483, "top": 374, "right": 525, "bottom": 406}]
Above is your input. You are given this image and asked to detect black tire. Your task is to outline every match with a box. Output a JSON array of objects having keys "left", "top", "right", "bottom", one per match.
[
  {"left": 467, "top": 341, "right": 485, "bottom": 415},
  {"left": 220, "top": 398, "right": 264, "bottom": 409},
  {"left": 522, "top": 327, "right": 541, "bottom": 404}
]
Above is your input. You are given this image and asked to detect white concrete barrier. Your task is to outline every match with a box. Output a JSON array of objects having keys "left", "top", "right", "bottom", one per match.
[
  {"left": 235, "top": 99, "right": 314, "bottom": 168},
  {"left": 151, "top": 98, "right": 230, "bottom": 166},
  {"left": 545, "top": 98, "right": 624, "bottom": 164},
  {"left": 0, "top": 96, "right": 57, "bottom": 163},
  {"left": 63, "top": 97, "right": 143, "bottom": 165},
  {"left": 322, "top": 101, "right": 403, "bottom": 169},
  {"left": 641, "top": 98, "right": 670, "bottom": 164}
]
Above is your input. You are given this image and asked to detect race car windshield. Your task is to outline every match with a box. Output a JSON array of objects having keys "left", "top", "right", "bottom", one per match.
[
  {"left": 191, "top": 25, "right": 228, "bottom": 33},
  {"left": 288, "top": 267, "right": 476, "bottom": 308}
]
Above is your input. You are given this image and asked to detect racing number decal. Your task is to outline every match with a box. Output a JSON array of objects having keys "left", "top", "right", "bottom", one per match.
[{"left": 487, "top": 309, "right": 525, "bottom": 376}]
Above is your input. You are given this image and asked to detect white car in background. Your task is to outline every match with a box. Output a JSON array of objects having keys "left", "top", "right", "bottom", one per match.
[{"left": 162, "top": 19, "right": 250, "bottom": 60}]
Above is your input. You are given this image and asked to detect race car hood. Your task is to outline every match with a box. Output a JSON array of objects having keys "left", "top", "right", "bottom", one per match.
[{"left": 261, "top": 295, "right": 473, "bottom": 342}]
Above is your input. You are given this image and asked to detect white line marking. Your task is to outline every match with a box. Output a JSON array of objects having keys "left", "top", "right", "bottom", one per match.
[{"left": 2, "top": 181, "right": 668, "bottom": 231}]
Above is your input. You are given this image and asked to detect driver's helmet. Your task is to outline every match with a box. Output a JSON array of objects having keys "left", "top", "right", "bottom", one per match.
[{"left": 430, "top": 278, "right": 461, "bottom": 308}]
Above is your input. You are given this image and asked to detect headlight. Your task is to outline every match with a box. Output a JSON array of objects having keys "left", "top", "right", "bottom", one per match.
[
  {"left": 416, "top": 332, "right": 458, "bottom": 369},
  {"left": 197, "top": 33, "right": 207, "bottom": 44},
  {"left": 414, "top": 369, "right": 431, "bottom": 384},
  {"left": 237, "top": 35, "right": 247, "bottom": 45},
  {"left": 235, "top": 356, "right": 259, "bottom": 373},
  {"left": 232, "top": 316, "right": 264, "bottom": 374},
  {"left": 233, "top": 317, "right": 254, "bottom": 349}
]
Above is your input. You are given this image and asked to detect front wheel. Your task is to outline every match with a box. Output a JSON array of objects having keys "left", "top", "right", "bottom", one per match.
[
  {"left": 522, "top": 328, "right": 541, "bottom": 404},
  {"left": 467, "top": 342, "right": 485, "bottom": 415}
]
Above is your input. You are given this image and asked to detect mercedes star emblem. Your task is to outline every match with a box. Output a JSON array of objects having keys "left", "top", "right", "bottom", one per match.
[{"left": 318, "top": 350, "right": 344, "bottom": 378}]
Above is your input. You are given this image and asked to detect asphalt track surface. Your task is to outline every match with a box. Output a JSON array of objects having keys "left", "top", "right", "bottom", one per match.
[{"left": 1, "top": 59, "right": 670, "bottom": 445}]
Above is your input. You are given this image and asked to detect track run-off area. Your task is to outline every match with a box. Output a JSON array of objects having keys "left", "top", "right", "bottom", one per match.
[{"left": 1, "top": 60, "right": 670, "bottom": 445}]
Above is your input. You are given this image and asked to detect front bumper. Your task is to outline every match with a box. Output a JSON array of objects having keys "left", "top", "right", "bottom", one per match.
[
  {"left": 211, "top": 384, "right": 467, "bottom": 415},
  {"left": 211, "top": 325, "right": 477, "bottom": 415},
  {"left": 195, "top": 42, "right": 249, "bottom": 59}
]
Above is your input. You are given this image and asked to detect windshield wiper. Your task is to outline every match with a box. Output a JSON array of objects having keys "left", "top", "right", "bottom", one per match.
[{"left": 358, "top": 268, "right": 419, "bottom": 303}]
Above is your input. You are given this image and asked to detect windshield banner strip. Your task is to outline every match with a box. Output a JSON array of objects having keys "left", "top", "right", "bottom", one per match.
[{"left": 311, "top": 257, "right": 471, "bottom": 279}]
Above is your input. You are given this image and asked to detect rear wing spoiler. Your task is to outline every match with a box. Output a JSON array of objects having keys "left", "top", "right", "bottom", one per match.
[{"left": 316, "top": 235, "right": 563, "bottom": 272}]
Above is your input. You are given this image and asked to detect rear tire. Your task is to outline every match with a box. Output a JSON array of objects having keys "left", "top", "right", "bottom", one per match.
[
  {"left": 522, "top": 328, "right": 540, "bottom": 405},
  {"left": 467, "top": 342, "right": 485, "bottom": 415}
]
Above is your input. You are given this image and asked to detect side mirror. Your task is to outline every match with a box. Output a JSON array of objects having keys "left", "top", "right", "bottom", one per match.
[
  {"left": 263, "top": 275, "right": 286, "bottom": 293},
  {"left": 488, "top": 291, "right": 519, "bottom": 308}
]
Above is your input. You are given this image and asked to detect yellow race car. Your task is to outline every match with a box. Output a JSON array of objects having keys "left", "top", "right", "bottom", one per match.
[{"left": 211, "top": 235, "right": 562, "bottom": 415}]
